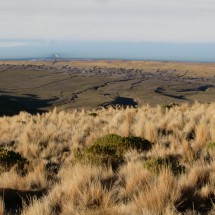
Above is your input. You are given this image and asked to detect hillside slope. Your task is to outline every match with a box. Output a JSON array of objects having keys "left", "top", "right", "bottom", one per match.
[{"left": 0, "top": 103, "right": 215, "bottom": 214}]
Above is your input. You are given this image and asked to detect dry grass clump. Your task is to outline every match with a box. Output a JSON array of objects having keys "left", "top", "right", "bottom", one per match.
[
  {"left": 0, "top": 102, "right": 215, "bottom": 214},
  {"left": 0, "top": 197, "right": 5, "bottom": 214}
]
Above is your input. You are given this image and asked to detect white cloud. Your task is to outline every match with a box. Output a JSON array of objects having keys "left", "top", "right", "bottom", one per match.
[{"left": 0, "top": 0, "right": 215, "bottom": 42}]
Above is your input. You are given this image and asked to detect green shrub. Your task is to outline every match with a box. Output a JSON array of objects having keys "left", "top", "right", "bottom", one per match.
[
  {"left": 143, "top": 156, "right": 185, "bottom": 175},
  {"left": 0, "top": 147, "right": 29, "bottom": 174},
  {"left": 74, "top": 134, "right": 152, "bottom": 170}
]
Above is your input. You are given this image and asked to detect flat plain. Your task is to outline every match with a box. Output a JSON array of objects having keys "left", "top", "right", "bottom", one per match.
[{"left": 0, "top": 60, "right": 215, "bottom": 115}]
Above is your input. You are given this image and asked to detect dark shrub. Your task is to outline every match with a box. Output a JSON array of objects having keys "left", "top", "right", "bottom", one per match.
[
  {"left": 74, "top": 134, "right": 152, "bottom": 170},
  {"left": 143, "top": 155, "right": 185, "bottom": 175},
  {"left": 162, "top": 103, "right": 179, "bottom": 111},
  {"left": 89, "top": 113, "right": 98, "bottom": 117},
  {"left": 45, "top": 162, "right": 61, "bottom": 175},
  {"left": 0, "top": 147, "right": 29, "bottom": 174}
]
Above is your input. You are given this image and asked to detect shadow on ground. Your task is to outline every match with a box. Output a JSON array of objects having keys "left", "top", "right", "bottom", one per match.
[
  {"left": 154, "top": 87, "right": 188, "bottom": 100},
  {"left": 0, "top": 188, "right": 47, "bottom": 214},
  {"left": 99, "top": 96, "right": 138, "bottom": 108},
  {"left": 0, "top": 93, "right": 57, "bottom": 116},
  {"left": 177, "top": 85, "right": 214, "bottom": 92}
]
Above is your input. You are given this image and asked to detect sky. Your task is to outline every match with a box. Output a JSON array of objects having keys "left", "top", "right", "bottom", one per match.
[{"left": 0, "top": 0, "right": 215, "bottom": 61}]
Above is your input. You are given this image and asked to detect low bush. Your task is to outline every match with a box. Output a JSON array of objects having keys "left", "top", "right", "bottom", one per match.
[
  {"left": 0, "top": 147, "right": 29, "bottom": 174},
  {"left": 162, "top": 103, "right": 179, "bottom": 110},
  {"left": 143, "top": 155, "right": 185, "bottom": 175},
  {"left": 89, "top": 113, "right": 98, "bottom": 117},
  {"left": 74, "top": 134, "right": 152, "bottom": 170}
]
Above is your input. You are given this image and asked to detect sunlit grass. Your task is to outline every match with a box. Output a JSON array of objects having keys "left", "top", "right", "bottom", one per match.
[{"left": 0, "top": 102, "right": 215, "bottom": 214}]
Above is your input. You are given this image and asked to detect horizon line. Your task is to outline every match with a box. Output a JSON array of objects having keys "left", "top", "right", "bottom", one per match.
[{"left": 1, "top": 57, "right": 215, "bottom": 64}]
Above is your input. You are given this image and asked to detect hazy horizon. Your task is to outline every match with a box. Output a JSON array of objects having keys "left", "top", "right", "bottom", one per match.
[{"left": 1, "top": 40, "right": 215, "bottom": 62}]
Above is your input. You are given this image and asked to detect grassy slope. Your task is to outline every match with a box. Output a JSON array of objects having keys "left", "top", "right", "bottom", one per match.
[{"left": 0, "top": 102, "right": 215, "bottom": 214}]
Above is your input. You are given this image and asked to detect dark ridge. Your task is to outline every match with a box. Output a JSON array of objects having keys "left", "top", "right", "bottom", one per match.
[
  {"left": 154, "top": 87, "right": 165, "bottom": 93},
  {"left": 22, "top": 93, "right": 38, "bottom": 98},
  {"left": 154, "top": 87, "right": 187, "bottom": 100},
  {"left": 99, "top": 96, "right": 138, "bottom": 108},
  {"left": 177, "top": 85, "right": 214, "bottom": 92}
]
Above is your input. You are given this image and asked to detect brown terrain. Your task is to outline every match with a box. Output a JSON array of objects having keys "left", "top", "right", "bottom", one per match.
[{"left": 0, "top": 60, "right": 214, "bottom": 115}]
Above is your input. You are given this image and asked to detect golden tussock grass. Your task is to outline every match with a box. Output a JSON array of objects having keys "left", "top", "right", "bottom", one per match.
[{"left": 0, "top": 102, "right": 215, "bottom": 214}]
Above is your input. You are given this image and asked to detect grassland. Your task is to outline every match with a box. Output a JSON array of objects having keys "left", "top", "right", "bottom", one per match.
[
  {"left": 0, "top": 102, "right": 215, "bottom": 214},
  {"left": 0, "top": 60, "right": 215, "bottom": 214}
]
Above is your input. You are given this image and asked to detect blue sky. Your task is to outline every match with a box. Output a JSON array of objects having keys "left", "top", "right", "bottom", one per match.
[{"left": 0, "top": 0, "right": 215, "bottom": 61}]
